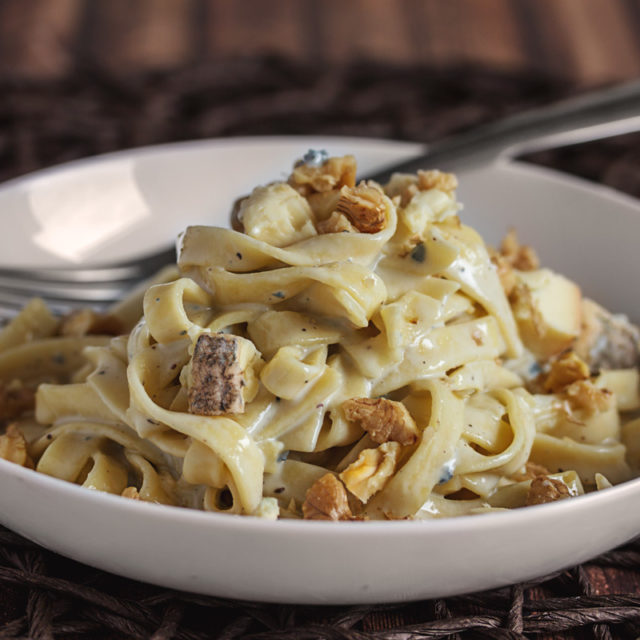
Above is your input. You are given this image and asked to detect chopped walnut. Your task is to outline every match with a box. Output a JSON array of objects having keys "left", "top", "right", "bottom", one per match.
[
  {"left": 543, "top": 351, "right": 590, "bottom": 393},
  {"left": 316, "top": 210, "right": 356, "bottom": 234},
  {"left": 58, "top": 309, "right": 124, "bottom": 337},
  {"left": 121, "top": 486, "right": 141, "bottom": 500},
  {"left": 510, "top": 283, "right": 545, "bottom": 337},
  {"left": 526, "top": 476, "right": 571, "bottom": 506},
  {"left": 0, "top": 380, "right": 35, "bottom": 420},
  {"left": 334, "top": 183, "right": 387, "bottom": 234},
  {"left": 0, "top": 424, "right": 33, "bottom": 468},
  {"left": 289, "top": 155, "right": 357, "bottom": 197},
  {"left": 188, "top": 334, "right": 247, "bottom": 416},
  {"left": 511, "top": 461, "right": 550, "bottom": 482},
  {"left": 399, "top": 182, "right": 419, "bottom": 208},
  {"left": 339, "top": 441, "right": 401, "bottom": 503},
  {"left": 490, "top": 252, "right": 518, "bottom": 297},
  {"left": 302, "top": 473, "right": 353, "bottom": 521},
  {"left": 417, "top": 169, "right": 458, "bottom": 194},
  {"left": 342, "top": 397, "right": 419, "bottom": 445},
  {"left": 563, "top": 379, "right": 615, "bottom": 414},
  {"left": 500, "top": 229, "right": 539, "bottom": 271}
]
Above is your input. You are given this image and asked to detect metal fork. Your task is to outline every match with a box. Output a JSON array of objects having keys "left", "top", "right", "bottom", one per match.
[
  {"left": 0, "top": 246, "right": 176, "bottom": 317},
  {"left": 0, "top": 80, "right": 638, "bottom": 316}
]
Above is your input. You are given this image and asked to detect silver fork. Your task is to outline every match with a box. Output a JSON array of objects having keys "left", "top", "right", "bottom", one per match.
[
  {"left": 0, "top": 246, "right": 176, "bottom": 317},
  {"left": 0, "top": 80, "right": 638, "bottom": 317}
]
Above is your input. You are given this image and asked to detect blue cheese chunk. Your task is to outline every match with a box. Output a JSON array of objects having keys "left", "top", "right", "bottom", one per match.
[{"left": 187, "top": 333, "right": 257, "bottom": 415}]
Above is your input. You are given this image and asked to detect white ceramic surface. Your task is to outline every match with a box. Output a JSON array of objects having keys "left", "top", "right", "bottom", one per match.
[{"left": 0, "top": 136, "right": 639, "bottom": 604}]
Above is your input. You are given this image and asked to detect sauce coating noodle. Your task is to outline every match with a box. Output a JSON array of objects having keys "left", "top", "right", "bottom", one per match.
[{"left": 1, "top": 154, "right": 639, "bottom": 520}]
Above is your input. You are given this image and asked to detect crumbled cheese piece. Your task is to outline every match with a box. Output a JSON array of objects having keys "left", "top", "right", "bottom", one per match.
[
  {"left": 121, "top": 486, "right": 141, "bottom": 500},
  {"left": 574, "top": 298, "right": 640, "bottom": 371},
  {"left": 510, "top": 269, "right": 582, "bottom": 360},
  {"left": 342, "top": 397, "right": 419, "bottom": 445},
  {"left": 237, "top": 183, "right": 317, "bottom": 247},
  {"left": 302, "top": 473, "right": 353, "bottom": 521}
]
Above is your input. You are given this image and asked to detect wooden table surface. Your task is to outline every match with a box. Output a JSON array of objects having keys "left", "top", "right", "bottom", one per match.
[{"left": 1, "top": 0, "right": 639, "bottom": 88}]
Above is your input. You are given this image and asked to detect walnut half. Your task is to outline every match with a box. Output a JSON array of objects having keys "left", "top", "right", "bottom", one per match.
[
  {"left": 334, "top": 184, "right": 387, "bottom": 234},
  {"left": 302, "top": 473, "right": 353, "bottom": 521},
  {"left": 0, "top": 424, "right": 33, "bottom": 468},
  {"left": 526, "top": 476, "right": 571, "bottom": 506},
  {"left": 342, "top": 397, "right": 419, "bottom": 445},
  {"left": 339, "top": 441, "right": 401, "bottom": 503}
]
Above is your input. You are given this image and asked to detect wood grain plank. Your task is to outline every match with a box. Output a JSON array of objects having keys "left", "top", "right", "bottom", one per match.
[
  {"left": 514, "top": 0, "right": 640, "bottom": 86},
  {"left": 85, "top": 0, "right": 194, "bottom": 72},
  {"left": 204, "top": 0, "right": 306, "bottom": 59},
  {"left": 551, "top": 0, "right": 640, "bottom": 85},
  {"left": 462, "top": 0, "right": 528, "bottom": 68},
  {"left": 410, "top": 0, "right": 526, "bottom": 69},
  {"left": 314, "top": 0, "right": 415, "bottom": 64},
  {"left": 0, "top": 0, "right": 83, "bottom": 78}
]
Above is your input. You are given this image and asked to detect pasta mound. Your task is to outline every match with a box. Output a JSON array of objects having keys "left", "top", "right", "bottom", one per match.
[{"left": 1, "top": 153, "right": 640, "bottom": 520}]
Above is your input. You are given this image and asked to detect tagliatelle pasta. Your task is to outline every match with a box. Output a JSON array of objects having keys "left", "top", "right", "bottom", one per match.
[{"left": 1, "top": 151, "right": 640, "bottom": 521}]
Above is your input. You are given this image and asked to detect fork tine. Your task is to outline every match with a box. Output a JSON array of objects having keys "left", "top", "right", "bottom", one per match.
[{"left": 0, "top": 246, "right": 176, "bottom": 284}]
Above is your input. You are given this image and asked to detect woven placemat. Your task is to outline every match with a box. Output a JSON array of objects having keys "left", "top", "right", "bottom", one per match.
[{"left": 1, "top": 58, "right": 639, "bottom": 639}]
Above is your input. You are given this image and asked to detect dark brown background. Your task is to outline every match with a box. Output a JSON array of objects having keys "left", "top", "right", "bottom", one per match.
[
  {"left": 1, "top": 2, "right": 640, "bottom": 639},
  {"left": 1, "top": 0, "right": 640, "bottom": 87}
]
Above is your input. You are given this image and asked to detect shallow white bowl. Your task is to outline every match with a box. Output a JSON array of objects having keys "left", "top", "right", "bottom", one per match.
[{"left": 0, "top": 136, "right": 639, "bottom": 604}]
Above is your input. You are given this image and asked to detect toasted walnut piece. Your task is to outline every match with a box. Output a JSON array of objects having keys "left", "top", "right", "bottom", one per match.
[
  {"left": 511, "top": 461, "right": 550, "bottom": 482},
  {"left": 302, "top": 473, "right": 353, "bottom": 521},
  {"left": 316, "top": 210, "right": 356, "bottom": 234},
  {"left": 417, "top": 169, "right": 458, "bottom": 194},
  {"left": 499, "top": 229, "right": 540, "bottom": 271},
  {"left": 188, "top": 334, "right": 246, "bottom": 416},
  {"left": 563, "top": 379, "right": 615, "bottom": 414},
  {"left": 399, "top": 182, "right": 420, "bottom": 208},
  {"left": 490, "top": 252, "right": 518, "bottom": 297},
  {"left": 58, "top": 309, "right": 124, "bottom": 337},
  {"left": 0, "top": 380, "right": 35, "bottom": 420},
  {"left": 543, "top": 351, "right": 590, "bottom": 393},
  {"left": 342, "top": 397, "right": 419, "bottom": 445},
  {"left": 339, "top": 441, "right": 401, "bottom": 503},
  {"left": 121, "top": 486, "right": 141, "bottom": 500},
  {"left": 335, "top": 183, "right": 387, "bottom": 234},
  {"left": 289, "top": 155, "right": 357, "bottom": 196},
  {"left": 574, "top": 298, "right": 640, "bottom": 371},
  {"left": 526, "top": 476, "right": 571, "bottom": 506},
  {"left": 0, "top": 424, "right": 33, "bottom": 468}
]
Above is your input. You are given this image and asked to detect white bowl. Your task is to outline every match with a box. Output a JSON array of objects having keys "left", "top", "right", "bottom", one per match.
[{"left": 0, "top": 136, "right": 639, "bottom": 604}]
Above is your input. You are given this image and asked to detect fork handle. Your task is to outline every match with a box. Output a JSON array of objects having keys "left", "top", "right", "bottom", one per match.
[{"left": 365, "top": 80, "right": 640, "bottom": 181}]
